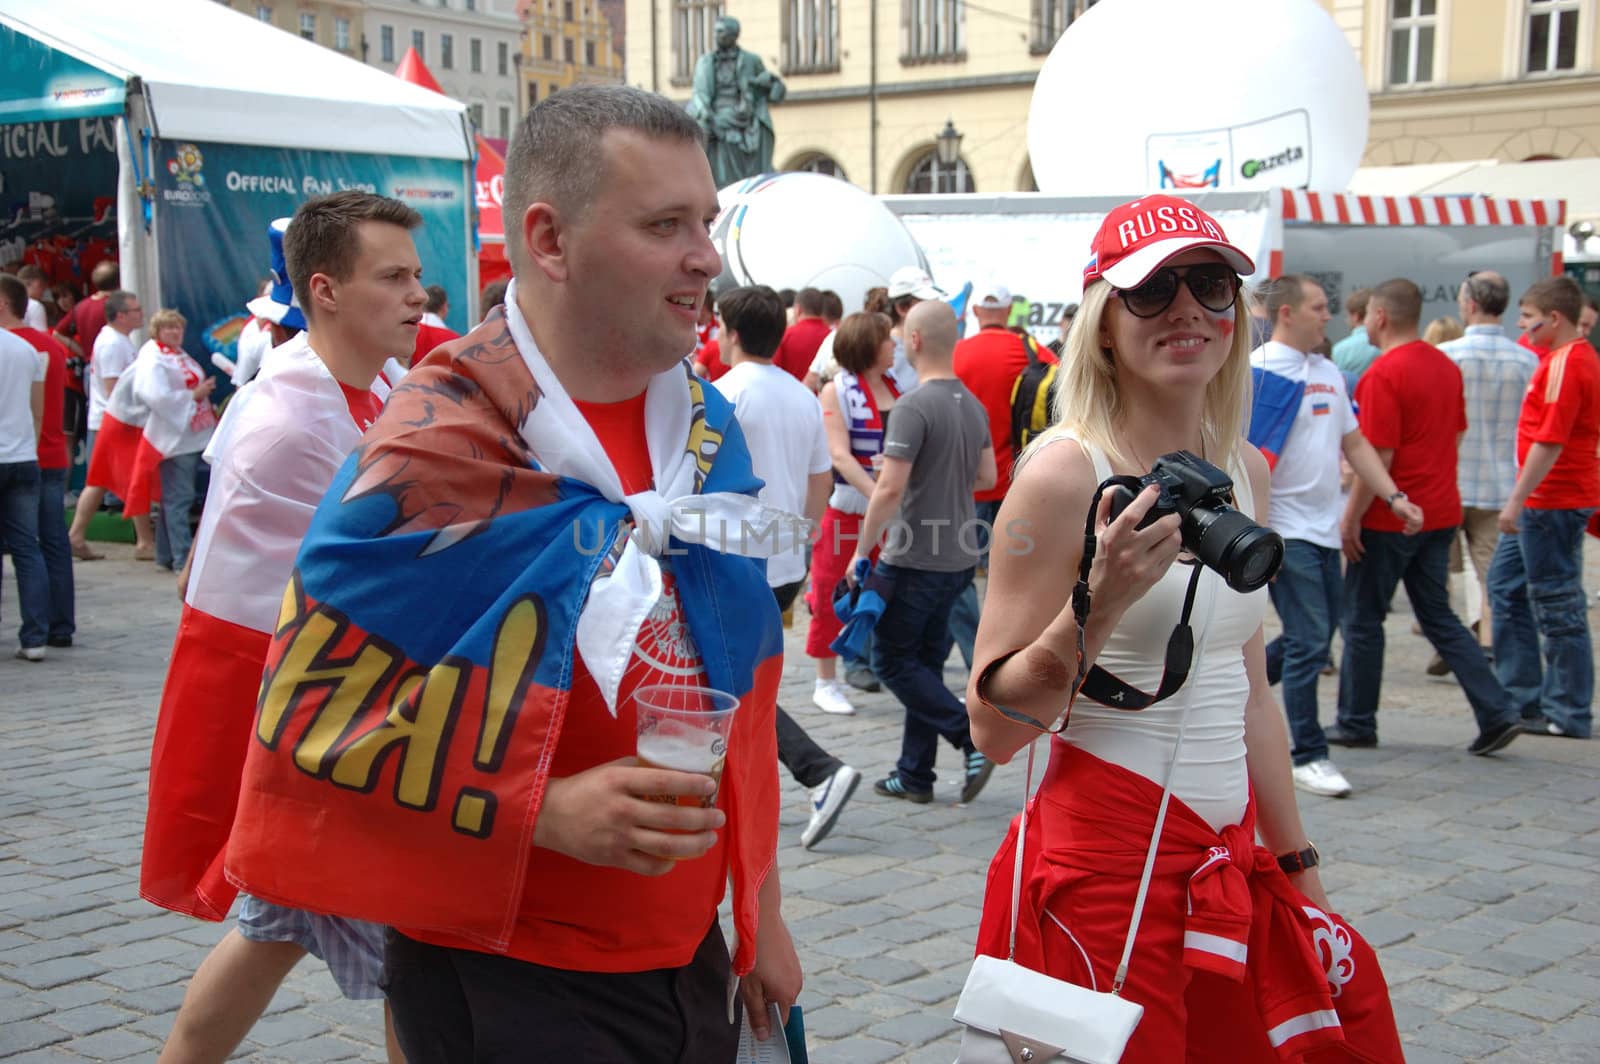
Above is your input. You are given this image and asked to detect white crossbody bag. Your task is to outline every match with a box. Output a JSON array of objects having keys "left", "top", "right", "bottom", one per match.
[{"left": 954, "top": 564, "right": 1216, "bottom": 1064}]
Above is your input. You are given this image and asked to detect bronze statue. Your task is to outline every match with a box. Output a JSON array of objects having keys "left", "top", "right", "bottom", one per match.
[{"left": 687, "top": 17, "right": 786, "bottom": 188}]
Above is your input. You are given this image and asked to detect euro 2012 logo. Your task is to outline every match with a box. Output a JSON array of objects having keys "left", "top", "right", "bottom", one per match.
[{"left": 168, "top": 144, "right": 205, "bottom": 188}]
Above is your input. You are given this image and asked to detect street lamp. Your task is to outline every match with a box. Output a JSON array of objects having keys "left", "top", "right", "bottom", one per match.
[{"left": 935, "top": 119, "right": 963, "bottom": 167}]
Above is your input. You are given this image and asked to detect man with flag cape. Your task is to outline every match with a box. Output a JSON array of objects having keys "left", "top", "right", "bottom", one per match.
[{"left": 226, "top": 86, "right": 803, "bottom": 1060}]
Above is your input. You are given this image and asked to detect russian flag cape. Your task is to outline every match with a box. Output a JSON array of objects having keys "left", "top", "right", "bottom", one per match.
[
  {"left": 141, "top": 335, "right": 388, "bottom": 919},
  {"left": 224, "top": 299, "right": 787, "bottom": 973},
  {"left": 1248, "top": 364, "right": 1304, "bottom": 472}
]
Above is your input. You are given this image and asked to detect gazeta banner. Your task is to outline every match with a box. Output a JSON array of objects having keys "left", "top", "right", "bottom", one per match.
[{"left": 153, "top": 137, "right": 470, "bottom": 384}]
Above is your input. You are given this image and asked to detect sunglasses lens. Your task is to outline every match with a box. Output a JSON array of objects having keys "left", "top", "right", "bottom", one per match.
[
  {"left": 1188, "top": 266, "right": 1239, "bottom": 312},
  {"left": 1123, "top": 270, "right": 1178, "bottom": 317}
]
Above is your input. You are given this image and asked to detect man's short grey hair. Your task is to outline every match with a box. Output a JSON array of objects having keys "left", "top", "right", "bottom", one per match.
[
  {"left": 502, "top": 85, "right": 705, "bottom": 270},
  {"left": 1464, "top": 271, "right": 1510, "bottom": 318},
  {"left": 105, "top": 290, "right": 138, "bottom": 321}
]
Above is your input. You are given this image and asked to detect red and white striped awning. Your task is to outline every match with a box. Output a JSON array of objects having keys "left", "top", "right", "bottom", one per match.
[{"left": 1280, "top": 189, "right": 1567, "bottom": 228}]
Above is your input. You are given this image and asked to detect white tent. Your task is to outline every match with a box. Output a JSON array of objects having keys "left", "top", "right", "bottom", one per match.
[{"left": 0, "top": 0, "right": 470, "bottom": 159}]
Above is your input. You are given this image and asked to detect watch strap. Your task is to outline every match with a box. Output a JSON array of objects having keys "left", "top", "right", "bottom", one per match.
[{"left": 1277, "top": 843, "right": 1319, "bottom": 874}]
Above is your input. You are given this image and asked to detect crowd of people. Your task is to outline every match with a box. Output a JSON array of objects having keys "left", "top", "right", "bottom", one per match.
[{"left": 0, "top": 81, "right": 1595, "bottom": 1062}]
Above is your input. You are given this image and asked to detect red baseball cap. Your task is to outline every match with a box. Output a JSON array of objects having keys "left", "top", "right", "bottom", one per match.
[{"left": 1083, "top": 195, "right": 1254, "bottom": 289}]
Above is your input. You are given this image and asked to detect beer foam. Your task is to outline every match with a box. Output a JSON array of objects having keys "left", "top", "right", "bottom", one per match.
[{"left": 638, "top": 730, "right": 723, "bottom": 774}]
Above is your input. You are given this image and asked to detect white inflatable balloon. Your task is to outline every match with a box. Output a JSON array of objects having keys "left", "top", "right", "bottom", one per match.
[
  {"left": 711, "top": 172, "right": 930, "bottom": 313},
  {"left": 1027, "top": 0, "right": 1368, "bottom": 195}
]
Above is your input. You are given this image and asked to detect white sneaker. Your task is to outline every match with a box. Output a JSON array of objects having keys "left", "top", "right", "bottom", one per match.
[
  {"left": 812, "top": 678, "right": 856, "bottom": 716},
  {"left": 802, "top": 765, "right": 860, "bottom": 849},
  {"left": 1292, "top": 759, "right": 1352, "bottom": 798},
  {"left": 14, "top": 646, "right": 45, "bottom": 662}
]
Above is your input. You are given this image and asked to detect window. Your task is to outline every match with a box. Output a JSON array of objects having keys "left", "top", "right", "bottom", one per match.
[
  {"left": 790, "top": 153, "right": 847, "bottom": 181},
  {"left": 1387, "top": 0, "right": 1437, "bottom": 86},
  {"left": 471, "top": 38, "right": 483, "bottom": 72},
  {"left": 413, "top": 29, "right": 426, "bottom": 60},
  {"left": 671, "top": 0, "right": 723, "bottom": 83},
  {"left": 1527, "top": 0, "right": 1581, "bottom": 74},
  {"left": 585, "top": 40, "right": 597, "bottom": 66},
  {"left": 564, "top": 37, "right": 575, "bottom": 63},
  {"left": 335, "top": 17, "right": 351, "bottom": 51},
  {"left": 442, "top": 33, "right": 454, "bottom": 69},
  {"left": 529, "top": 82, "right": 538, "bottom": 107},
  {"left": 299, "top": 12, "right": 316, "bottom": 40},
  {"left": 498, "top": 40, "right": 510, "bottom": 75},
  {"left": 903, "top": 0, "right": 965, "bottom": 63},
  {"left": 255, "top": 4, "right": 271, "bottom": 21},
  {"left": 381, "top": 25, "right": 395, "bottom": 62},
  {"left": 1030, "top": 0, "right": 1095, "bottom": 54},
  {"left": 550, "top": 83, "right": 560, "bottom": 94},
  {"left": 542, "top": 34, "right": 553, "bottom": 60},
  {"left": 564, "top": 0, "right": 575, "bottom": 18},
  {"left": 499, "top": 106, "right": 511, "bottom": 139},
  {"left": 466, "top": 0, "right": 477, "bottom": 8},
  {"left": 470, "top": 102, "right": 485, "bottom": 128},
  {"left": 904, "top": 149, "right": 974, "bottom": 194},
  {"left": 782, "top": 0, "right": 840, "bottom": 73}
]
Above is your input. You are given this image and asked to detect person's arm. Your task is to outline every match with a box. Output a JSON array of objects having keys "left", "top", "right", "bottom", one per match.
[
  {"left": 1499, "top": 441, "right": 1564, "bottom": 533},
  {"left": 850, "top": 454, "right": 910, "bottom": 571},
  {"left": 29, "top": 378, "right": 44, "bottom": 443},
  {"left": 1341, "top": 430, "right": 1422, "bottom": 533},
  {"left": 819, "top": 382, "right": 876, "bottom": 497},
  {"left": 737, "top": 870, "right": 803, "bottom": 1041},
  {"left": 1339, "top": 446, "right": 1389, "bottom": 563},
  {"left": 804, "top": 470, "right": 831, "bottom": 525},
  {"left": 973, "top": 444, "right": 997, "bottom": 493},
  {"left": 1237, "top": 447, "right": 1329, "bottom": 909},
  {"left": 966, "top": 441, "right": 1181, "bottom": 763}
]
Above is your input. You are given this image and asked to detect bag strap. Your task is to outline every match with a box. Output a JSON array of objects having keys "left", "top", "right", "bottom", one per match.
[{"left": 1007, "top": 568, "right": 1220, "bottom": 998}]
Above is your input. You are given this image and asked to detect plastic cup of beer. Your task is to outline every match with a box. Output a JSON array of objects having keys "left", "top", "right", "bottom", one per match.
[{"left": 634, "top": 684, "right": 739, "bottom": 808}]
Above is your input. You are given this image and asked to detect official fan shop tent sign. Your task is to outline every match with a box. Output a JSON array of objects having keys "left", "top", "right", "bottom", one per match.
[{"left": 0, "top": 0, "right": 475, "bottom": 367}]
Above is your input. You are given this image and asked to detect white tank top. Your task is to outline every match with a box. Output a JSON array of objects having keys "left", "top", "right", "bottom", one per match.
[{"left": 1052, "top": 435, "right": 1267, "bottom": 831}]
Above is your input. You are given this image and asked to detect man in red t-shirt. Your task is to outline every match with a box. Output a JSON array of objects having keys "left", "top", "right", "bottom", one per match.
[
  {"left": 771, "top": 286, "right": 830, "bottom": 381},
  {"left": 1332, "top": 278, "right": 1523, "bottom": 755},
  {"left": 1486, "top": 276, "right": 1600, "bottom": 739},
  {"left": 0, "top": 276, "right": 74, "bottom": 645}
]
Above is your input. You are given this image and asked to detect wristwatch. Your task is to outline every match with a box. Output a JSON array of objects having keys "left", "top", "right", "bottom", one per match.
[
  {"left": 1384, "top": 490, "right": 1408, "bottom": 508},
  {"left": 1277, "top": 842, "right": 1320, "bottom": 875}
]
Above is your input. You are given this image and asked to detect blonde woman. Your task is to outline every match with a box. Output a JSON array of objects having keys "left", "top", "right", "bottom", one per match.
[{"left": 966, "top": 196, "right": 1403, "bottom": 1061}]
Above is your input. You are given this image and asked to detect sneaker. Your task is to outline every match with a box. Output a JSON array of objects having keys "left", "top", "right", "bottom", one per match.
[
  {"left": 873, "top": 773, "right": 932, "bottom": 804},
  {"left": 14, "top": 646, "right": 45, "bottom": 662},
  {"left": 811, "top": 679, "right": 856, "bottom": 716},
  {"left": 960, "top": 750, "right": 995, "bottom": 804},
  {"left": 846, "top": 663, "right": 882, "bottom": 693},
  {"left": 1425, "top": 653, "right": 1451, "bottom": 677},
  {"left": 1291, "top": 759, "right": 1352, "bottom": 797},
  {"left": 1467, "top": 721, "right": 1525, "bottom": 756},
  {"left": 802, "top": 765, "right": 860, "bottom": 848},
  {"left": 46, "top": 636, "right": 72, "bottom": 648},
  {"left": 1323, "top": 723, "right": 1377, "bottom": 748},
  {"left": 1520, "top": 713, "right": 1582, "bottom": 739}
]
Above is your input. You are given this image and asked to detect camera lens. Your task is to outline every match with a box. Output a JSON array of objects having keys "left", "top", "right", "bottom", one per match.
[{"left": 1186, "top": 506, "right": 1284, "bottom": 593}]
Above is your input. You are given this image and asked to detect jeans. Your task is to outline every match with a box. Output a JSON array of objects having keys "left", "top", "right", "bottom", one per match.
[
  {"left": 1265, "top": 540, "right": 1342, "bottom": 765},
  {"left": 36, "top": 466, "right": 74, "bottom": 641},
  {"left": 1487, "top": 507, "right": 1594, "bottom": 737},
  {"left": 155, "top": 451, "right": 201, "bottom": 570},
  {"left": 1337, "top": 527, "right": 1515, "bottom": 739},
  {"left": 772, "top": 579, "right": 843, "bottom": 787},
  {"left": 872, "top": 563, "right": 976, "bottom": 790},
  {"left": 0, "top": 461, "right": 50, "bottom": 648},
  {"left": 947, "top": 499, "right": 999, "bottom": 671}
]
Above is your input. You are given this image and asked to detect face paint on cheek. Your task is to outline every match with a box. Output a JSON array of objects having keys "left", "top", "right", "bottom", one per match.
[{"left": 1213, "top": 313, "right": 1236, "bottom": 340}]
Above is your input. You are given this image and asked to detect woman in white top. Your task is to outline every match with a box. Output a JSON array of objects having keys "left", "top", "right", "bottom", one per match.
[
  {"left": 135, "top": 309, "right": 217, "bottom": 571},
  {"left": 966, "top": 196, "right": 1401, "bottom": 1062}
]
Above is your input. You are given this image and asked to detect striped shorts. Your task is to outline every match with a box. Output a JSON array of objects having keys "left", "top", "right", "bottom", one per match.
[{"left": 237, "top": 893, "right": 387, "bottom": 1000}]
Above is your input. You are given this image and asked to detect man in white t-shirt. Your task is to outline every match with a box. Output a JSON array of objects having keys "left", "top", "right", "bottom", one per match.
[
  {"left": 0, "top": 323, "right": 50, "bottom": 659},
  {"left": 713, "top": 283, "right": 860, "bottom": 849},
  {"left": 1251, "top": 275, "right": 1422, "bottom": 799},
  {"left": 18, "top": 265, "right": 49, "bottom": 331}
]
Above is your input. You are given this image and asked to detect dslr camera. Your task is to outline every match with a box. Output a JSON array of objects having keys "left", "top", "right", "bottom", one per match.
[{"left": 1105, "top": 450, "right": 1283, "bottom": 593}]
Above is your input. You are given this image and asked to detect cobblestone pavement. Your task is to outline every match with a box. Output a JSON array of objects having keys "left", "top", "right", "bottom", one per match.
[{"left": 2, "top": 541, "right": 1598, "bottom": 1062}]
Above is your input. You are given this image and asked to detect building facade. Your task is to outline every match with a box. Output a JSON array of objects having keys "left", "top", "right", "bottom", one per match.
[
  {"left": 521, "top": 0, "right": 626, "bottom": 113},
  {"left": 365, "top": 0, "right": 525, "bottom": 139},
  {"left": 622, "top": 1, "right": 1600, "bottom": 195},
  {"left": 224, "top": 1, "right": 366, "bottom": 58}
]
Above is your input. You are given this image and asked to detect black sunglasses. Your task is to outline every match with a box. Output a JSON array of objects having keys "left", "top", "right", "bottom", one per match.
[{"left": 1114, "top": 263, "right": 1241, "bottom": 319}]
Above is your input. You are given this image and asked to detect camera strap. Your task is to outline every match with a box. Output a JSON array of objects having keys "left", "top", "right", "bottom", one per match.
[{"left": 1072, "top": 477, "right": 1204, "bottom": 710}]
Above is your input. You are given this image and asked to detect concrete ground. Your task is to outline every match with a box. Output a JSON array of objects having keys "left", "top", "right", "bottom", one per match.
[{"left": 1, "top": 541, "right": 1597, "bottom": 1062}]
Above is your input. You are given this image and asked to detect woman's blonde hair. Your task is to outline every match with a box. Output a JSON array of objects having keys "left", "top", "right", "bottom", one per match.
[
  {"left": 1026, "top": 274, "right": 1253, "bottom": 470},
  {"left": 149, "top": 308, "right": 187, "bottom": 334},
  {"left": 1422, "top": 315, "right": 1464, "bottom": 346}
]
